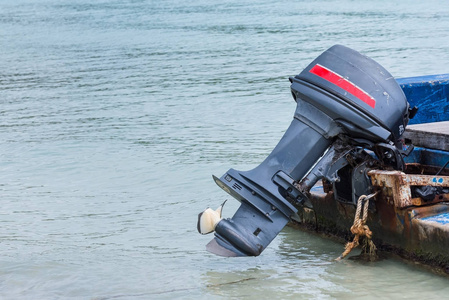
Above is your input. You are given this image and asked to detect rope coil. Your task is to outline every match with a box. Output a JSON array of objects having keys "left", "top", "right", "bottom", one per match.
[{"left": 336, "top": 192, "right": 378, "bottom": 261}]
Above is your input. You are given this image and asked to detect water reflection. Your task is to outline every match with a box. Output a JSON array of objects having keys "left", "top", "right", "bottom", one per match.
[{"left": 200, "top": 227, "right": 449, "bottom": 299}]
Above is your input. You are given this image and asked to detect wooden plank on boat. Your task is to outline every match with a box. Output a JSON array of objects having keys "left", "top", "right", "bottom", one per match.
[{"left": 403, "top": 121, "right": 449, "bottom": 151}]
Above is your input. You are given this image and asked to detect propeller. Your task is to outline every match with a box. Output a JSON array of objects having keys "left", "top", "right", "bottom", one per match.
[{"left": 197, "top": 200, "right": 227, "bottom": 235}]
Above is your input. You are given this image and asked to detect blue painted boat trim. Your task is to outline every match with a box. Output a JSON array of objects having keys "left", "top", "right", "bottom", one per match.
[
  {"left": 396, "top": 74, "right": 449, "bottom": 125},
  {"left": 421, "top": 212, "right": 449, "bottom": 225},
  {"left": 404, "top": 147, "right": 449, "bottom": 168}
]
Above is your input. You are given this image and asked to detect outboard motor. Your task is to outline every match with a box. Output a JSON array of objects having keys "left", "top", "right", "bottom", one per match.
[{"left": 200, "top": 45, "right": 412, "bottom": 257}]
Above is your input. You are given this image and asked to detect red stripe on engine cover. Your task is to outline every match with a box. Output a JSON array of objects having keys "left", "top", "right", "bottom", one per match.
[{"left": 309, "top": 64, "right": 376, "bottom": 109}]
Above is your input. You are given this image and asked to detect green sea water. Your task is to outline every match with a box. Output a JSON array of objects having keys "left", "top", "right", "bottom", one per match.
[{"left": 1, "top": 0, "right": 449, "bottom": 298}]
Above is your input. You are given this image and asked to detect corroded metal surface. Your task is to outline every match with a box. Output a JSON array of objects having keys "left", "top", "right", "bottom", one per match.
[
  {"left": 368, "top": 170, "right": 411, "bottom": 207},
  {"left": 290, "top": 76, "right": 449, "bottom": 270},
  {"left": 293, "top": 163, "right": 449, "bottom": 272},
  {"left": 368, "top": 169, "right": 449, "bottom": 208}
]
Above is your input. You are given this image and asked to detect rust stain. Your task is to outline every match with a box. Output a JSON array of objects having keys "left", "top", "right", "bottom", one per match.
[
  {"left": 294, "top": 163, "right": 449, "bottom": 272},
  {"left": 368, "top": 169, "right": 449, "bottom": 209}
]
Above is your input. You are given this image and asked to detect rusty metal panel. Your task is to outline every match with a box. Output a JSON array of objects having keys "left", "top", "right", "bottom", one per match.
[
  {"left": 368, "top": 170, "right": 449, "bottom": 208},
  {"left": 406, "top": 174, "right": 449, "bottom": 186},
  {"left": 368, "top": 170, "right": 412, "bottom": 208}
]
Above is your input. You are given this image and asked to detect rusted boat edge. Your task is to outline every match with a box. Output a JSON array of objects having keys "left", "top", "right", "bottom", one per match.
[{"left": 289, "top": 74, "right": 449, "bottom": 273}]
